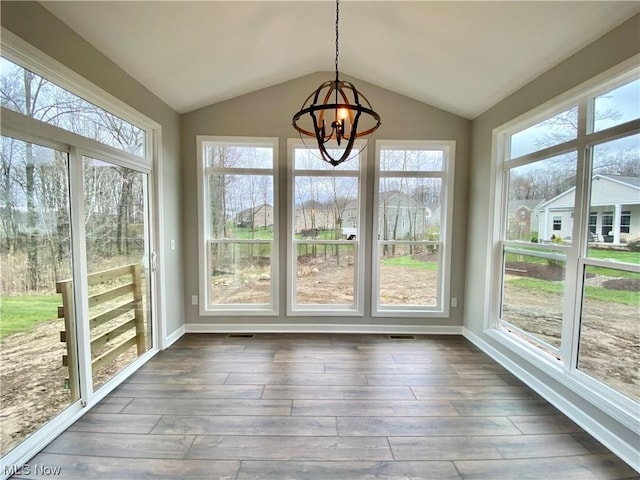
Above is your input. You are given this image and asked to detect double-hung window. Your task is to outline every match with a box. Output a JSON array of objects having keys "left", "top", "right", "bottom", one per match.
[
  {"left": 373, "top": 141, "right": 455, "bottom": 316},
  {"left": 197, "top": 137, "right": 278, "bottom": 315},
  {"left": 288, "top": 140, "right": 364, "bottom": 314},
  {"left": 494, "top": 63, "right": 640, "bottom": 411}
]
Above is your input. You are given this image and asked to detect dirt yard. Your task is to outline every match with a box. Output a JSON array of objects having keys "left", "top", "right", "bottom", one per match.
[
  {"left": 1, "top": 252, "right": 638, "bottom": 455},
  {"left": 0, "top": 319, "right": 136, "bottom": 455},
  {"left": 503, "top": 261, "right": 639, "bottom": 400}
]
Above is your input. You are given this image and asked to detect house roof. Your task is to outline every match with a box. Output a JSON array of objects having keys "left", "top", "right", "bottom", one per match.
[
  {"left": 237, "top": 203, "right": 272, "bottom": 215},
  {"left": 379, "top": 190, "right": 417, "bottom": 205},
  {"left": 508, "top": 199, "right": 543, "bottom": 213},
  {"left": 538, "top": 174, "right": 640, "bottom": 209},
  {"left": 597, "top": 174, "right": 640, "bottom": 188},
  {"left": 40, "top": 2, "right": 640, "bottom": 119}
]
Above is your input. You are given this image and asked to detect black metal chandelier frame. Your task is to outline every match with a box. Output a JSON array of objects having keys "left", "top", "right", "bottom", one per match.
[{"left": 292, "top": 0, "right": 381, "bottom": 167}]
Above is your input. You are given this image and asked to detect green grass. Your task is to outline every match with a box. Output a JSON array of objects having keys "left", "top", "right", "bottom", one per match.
[
  {"left": 507, "top": 248, "right": 640, "bottom": 278},
  {"left": 505, "top": 252, "right": 554, "bottom": 265},
  {"left": 587, "top": 266, "right": 639, "bottom": 280},
  {"left": 227, "top": 226, "right": 273, "bottom": 240},
  {"left": 507, "top": 247, "right": 639, "bottom": 264},
  {"left": 506, "top": 277, "right": 564, "bottom": 295},
  {"left": 583, "top": 285, "right": 639, "bottom": 306},
  {"left": 382, "top": 255, "right": 437, "bottom": 271},
  {"left": 294, "top": 230, "right": 343, "bottom": 240},
  {"left": 0, "top": 294, "right": 60, "bottom": 340},
  {"left": 506, "top": 277, "right": 639, "bottom": 306},
  {"left": 587, "top": 248, "right": 639, "bottom": 265}
]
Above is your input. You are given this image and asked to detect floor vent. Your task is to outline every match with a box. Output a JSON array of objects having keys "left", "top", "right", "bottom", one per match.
[
  {"left": 388, "top": 334, "right": 416, "bottom": 340},
  {"left": 227, "top": 333, "right": 255, "bottom": 339}
]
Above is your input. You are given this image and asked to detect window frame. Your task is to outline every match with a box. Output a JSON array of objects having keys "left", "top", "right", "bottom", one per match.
[
  {"left": 489, "top": 56, "right": 640, "bottom": 428},
  {"left": 620, "top": 210, "right": 631, "bottom": 234},
  {"left": 197, "top": 136, "right": 279, "bottom": 316},
  {"left": 286, "top": 138, "right": 366, "bottom": 316},
  {"left": 372, "top": 139, "right": 456, "bottom": 317}
]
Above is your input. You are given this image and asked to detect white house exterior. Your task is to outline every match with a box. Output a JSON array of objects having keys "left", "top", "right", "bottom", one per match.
[{"left": 536, "top": 174, "right": 640, "bottom": 244}]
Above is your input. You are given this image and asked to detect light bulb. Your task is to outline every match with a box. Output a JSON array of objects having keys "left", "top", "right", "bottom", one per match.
[{"left": 337, "top": 108, "right": 349, "bottom": 123}]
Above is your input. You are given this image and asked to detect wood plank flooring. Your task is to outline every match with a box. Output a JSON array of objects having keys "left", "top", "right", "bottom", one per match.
[{"left": 14, "top": 333, "right": 639, "bottom": 479}]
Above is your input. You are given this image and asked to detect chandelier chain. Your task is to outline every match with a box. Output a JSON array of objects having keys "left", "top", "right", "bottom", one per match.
[{"left": 335, "top": 0, "right": 340, "bottom": 81}]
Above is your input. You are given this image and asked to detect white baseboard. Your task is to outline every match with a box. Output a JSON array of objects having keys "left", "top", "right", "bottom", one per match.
[
  {"left": 185, "top": 323, "right": 463, "bottom": 335},
  {"left": 463, "top": 327, "right": 640, "bottom": 473},
  {"left": 163, "top": 325, "right": 185, "bottom": 349}
]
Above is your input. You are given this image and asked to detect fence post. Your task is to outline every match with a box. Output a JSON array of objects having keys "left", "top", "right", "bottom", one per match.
[
  {"left": 57, "top": 279, "right": 79, "bottom": 400},
  {"left": 131, "top": 264, "right": 146, "bottom": 355}
]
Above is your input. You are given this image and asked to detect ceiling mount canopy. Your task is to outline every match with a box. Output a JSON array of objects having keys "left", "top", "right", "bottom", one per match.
[{"left": 292, "top": 0, "right": 381, "bottom": 167}]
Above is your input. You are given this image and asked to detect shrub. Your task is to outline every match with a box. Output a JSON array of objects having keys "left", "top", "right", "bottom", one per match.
[
  {"left": 626, "top": 238, "right": 640, "bottom": 252},
  {"left": 547, "top": 235, "right": 564, "bottom": 267}
]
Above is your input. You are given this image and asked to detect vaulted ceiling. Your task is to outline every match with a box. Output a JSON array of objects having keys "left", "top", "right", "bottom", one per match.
[{"left": 41, "top": 1, "right": 640, "bottom": 119}]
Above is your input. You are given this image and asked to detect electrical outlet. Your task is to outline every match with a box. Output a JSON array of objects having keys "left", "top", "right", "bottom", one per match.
[
  {"left": 451, "top": 297, "right": 458, "bottom": 307},
  {"left": 191, "top": 295, "right": 198, "bottom": 305},
  {"left": 170, "top": 239, "right": 176, "bottom": 250}
]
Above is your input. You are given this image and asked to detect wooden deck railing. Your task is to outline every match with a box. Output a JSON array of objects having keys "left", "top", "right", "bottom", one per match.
[{"left": 58, "top": 264, "right": 146, "bottom": 397}]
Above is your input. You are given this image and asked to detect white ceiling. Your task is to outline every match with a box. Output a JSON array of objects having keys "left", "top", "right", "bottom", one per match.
[{"left": 41, "top": 1, "right": 640, "bottom": 119}]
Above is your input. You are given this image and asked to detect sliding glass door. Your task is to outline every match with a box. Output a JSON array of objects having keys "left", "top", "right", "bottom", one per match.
[
  {"left": 0, "top": 137, "right": 79, "bottom": 456},
  {"left": 0, "top": 40, "right": 158, "bottom": 469},
  {"left": 83, "top": 156, "right": 153, "bottom": 391},
  {"left": 0, "top": 140, "right": 156, "bottom": 459}
]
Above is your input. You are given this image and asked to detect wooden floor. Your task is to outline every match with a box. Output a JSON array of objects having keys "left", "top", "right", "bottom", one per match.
[{"left": 16, "top": 334, "right": 638, "bottom": 479}]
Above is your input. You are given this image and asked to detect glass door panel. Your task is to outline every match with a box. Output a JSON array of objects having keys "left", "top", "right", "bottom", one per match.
[
  {"left": 0, "top": 136, "right": 79, "bottom": 455},
  {"left": 83, "top": 156, "right": 152, "bottom": 391}
]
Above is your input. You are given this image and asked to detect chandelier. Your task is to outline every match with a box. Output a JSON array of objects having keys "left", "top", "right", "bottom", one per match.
[{"left": 292, "top": 0, "right": 381, "bottom": 167}]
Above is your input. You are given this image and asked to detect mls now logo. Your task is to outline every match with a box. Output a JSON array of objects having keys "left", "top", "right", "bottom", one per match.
[{"left": 3, "top": 464, "right": 62, "bottom": 476}]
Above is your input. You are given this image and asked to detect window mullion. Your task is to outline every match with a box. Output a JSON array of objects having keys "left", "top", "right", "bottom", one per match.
[
  {"left": 67, "top": 146, "right": 93, "bottom": 401},
  {"left": 562, "top": 95, "right": 590, "bottom": 369}
]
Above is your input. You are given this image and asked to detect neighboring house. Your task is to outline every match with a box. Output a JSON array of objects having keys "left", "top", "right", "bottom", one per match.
[
  {"left": 294, "top": 201, "right": 335, "bottom": 233},
  {"left": 293, "top": 191, "right": 435, "bottom": 240},
  {"left": 536, "top": 174, "right": 640, "bottom": 244},
  {"left": 377, "top": 190, "right": 428, "bottom": 240},
  {"left": 236, "top": 203, "right": 274, "bottom": 229},
  {"left": 507, "top": 199, "right": 543, "bottom": 240}
]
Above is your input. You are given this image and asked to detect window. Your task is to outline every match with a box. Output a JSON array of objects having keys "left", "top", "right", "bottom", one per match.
[
  {"left": 287, "top": 140, "right": 363, "bottom": 314},
  {"left": 0, "top": 34, "right": 158, "bottom": 467},
  {"left": 373, "top": 141, "right": 455, "bottom": 315},
  {"left": 589, "top": 212, "right": 597, "bottom": 235},
  {"left": 197, "top": 137, "right": 278, "bottom": 314},
  {"left": 1, "top": 57, "right": 146, "bottom": 158},
  {"left": 510, "top": 106, "right": 578, "bottom": 158},
  {"left": 601, "top": 211, "right": 614, "bottom": 242},
  {"left": 494, "top": 66, "right": 640, "bottom": 413},
  {"left": 593, "top": 78, "right": 640, "bottom": 132},
  {"left": 620, "top": 210, "right": 631, "bottom": 234}
]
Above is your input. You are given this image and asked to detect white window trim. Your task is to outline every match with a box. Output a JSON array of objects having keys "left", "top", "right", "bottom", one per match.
[
  {"left": 0, "top": 31, "right": 165, "bottom": 473},
  {"left": 488, "top": 55, "right": 640, "bottom": 432},
  {"left": 196, "top": 136, "right": 279, "bottom": 316},
  {"left": 372, "top": 139, "right": 456, "bottom": 317},
  {"left": 286, "top": 138, "right": 366, "bottom": 316}
]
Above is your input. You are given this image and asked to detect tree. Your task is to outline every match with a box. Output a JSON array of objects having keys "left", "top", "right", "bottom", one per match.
[{"left": 1, "top": 57, "right": 147, "bottom": 292}]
